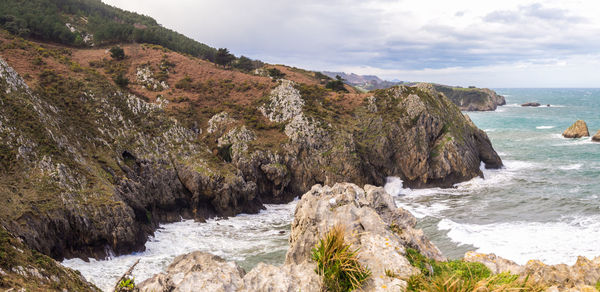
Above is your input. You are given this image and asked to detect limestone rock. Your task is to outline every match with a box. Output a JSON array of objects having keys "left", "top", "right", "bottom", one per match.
[
  {"left": 286, "top": 183, "right": 444, "bottom": 290},
  {"left": 522, "top": 102, "right": 541, "bottom": 107},
  {"left": 592, "top": 130, "right": 600, "bottom": 142},
  {"left": 465, "top": 252, "right": 600, "bottom": 290},
  {"left": 562, "top": 120, "right": 590, "bottom": 138},
  {"left": 140, "top": 183, "right": 443, "bottom": 292},
  {"left": 259, "top": 79, "right": 304, "bottom": 123},
  {"left": 240, "top": 262, "right": 321, "bottom": 292},
  {"left": 207, "top": 111, "right": 235, "bottom": 136},
  {"left": 417, "top": 83, "right": 506, "bottom": 111},
  {"left": 138, "top": 252, "right": 245, "bottom": 292}
]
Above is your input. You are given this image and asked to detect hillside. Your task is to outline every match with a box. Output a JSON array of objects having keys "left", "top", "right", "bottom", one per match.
[{"left": 0, "top": 0, "right": 216, "bottom": 59}]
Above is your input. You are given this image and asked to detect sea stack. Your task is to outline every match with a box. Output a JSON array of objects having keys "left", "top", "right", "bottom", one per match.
[
  {"left": 592, "top": 130, "right": 600, "bottom": 142},
  {"left": 562, "top": 120, "right": 590, "bottom": 138}
]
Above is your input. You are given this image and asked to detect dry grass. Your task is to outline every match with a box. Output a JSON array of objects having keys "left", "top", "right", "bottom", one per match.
[{"left": 311, "top": 225, "right": 371, "bottom": 292}]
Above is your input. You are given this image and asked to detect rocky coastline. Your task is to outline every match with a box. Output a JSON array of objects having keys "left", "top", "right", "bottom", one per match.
[
  {"left": 136, "top": 183, "right": 600, "bottom": 292},
  {"left": 0, "top": 49, "right": 502, "bottom": 267}
]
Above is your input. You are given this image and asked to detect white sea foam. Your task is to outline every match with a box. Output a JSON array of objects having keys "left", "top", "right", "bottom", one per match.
[
  {"left": 553, "top": 136, "right": 594, "bottom": 146},
  {"left": 559, "top": 163, "right": 583, "bottom": 170},
  {"left": 438, "top": 216, "right": 600, "bottom": 265},
  {"left": 384, "top": 176, "right": 404, "bottom": 196},
  {"left": 62, "top": 201, "right": 298, "bottom": 292},
  {"left": 536, "top": 126, "right": 555, "bottom": 129}
]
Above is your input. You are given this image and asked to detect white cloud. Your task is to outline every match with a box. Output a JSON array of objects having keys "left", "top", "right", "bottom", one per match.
[{"left": 102, "top": 0, "right": 600, "bottom": 87}]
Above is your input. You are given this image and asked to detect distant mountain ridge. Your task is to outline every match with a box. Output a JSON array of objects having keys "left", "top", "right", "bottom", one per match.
[{"left": 321, "top": 71, "right": 404, "bottom": 91}]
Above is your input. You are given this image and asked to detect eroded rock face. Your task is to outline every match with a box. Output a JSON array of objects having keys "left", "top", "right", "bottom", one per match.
[
  {"left": 562, "top": 120, "right": 590, "bottom": 138},
  {"left": 139, "top": 183, "right": 443, "bottom": 292},
  {"left": 465, "top": 251, "right": 600, "bottom": 291}
]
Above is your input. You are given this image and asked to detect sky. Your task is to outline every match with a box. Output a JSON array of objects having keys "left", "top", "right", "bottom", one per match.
[{"left": 102, "top": 0, "right": 600, "bottom": 87}]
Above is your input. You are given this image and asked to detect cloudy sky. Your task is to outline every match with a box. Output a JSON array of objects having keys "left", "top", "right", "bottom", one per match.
[{"left": 103, "top": 0, "right": 600, "bottom": 87}]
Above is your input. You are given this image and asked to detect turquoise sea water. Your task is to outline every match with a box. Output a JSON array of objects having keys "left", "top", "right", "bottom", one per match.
[
  {"left": 394, "top": 88, "right": 600, "bottom": 265},
  {"left": 64, "top": 89, "right": 600, "bottom": 290}
]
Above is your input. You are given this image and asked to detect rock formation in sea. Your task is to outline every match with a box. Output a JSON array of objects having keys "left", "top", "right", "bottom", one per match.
[
  {"left": 562, "top": 120, "right": 590, "bottom": 138},
  {"left": 522, "top": 102, "right": 542, "bottom": 107},
  {"left": 138, "top": 183, "right": 443, "bottom": 291},
  {"left": 592, "top": 130, "right": 600, "bottom": 142}
]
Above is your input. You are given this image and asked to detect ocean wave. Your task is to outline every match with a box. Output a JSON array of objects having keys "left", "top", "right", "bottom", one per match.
[
  {"left": 559, "top": 163, "right": 583, "bottom": 170},
  {"left": 63, "top": 200, "right": 298, "bottom": 291},
  {"left": 536, "top": 126, "right": 555, "bottom": 129},
  {"left": 553, "top": 136, "right": 594, "bottom": 146},
  {"left": 438, "top": 216, "right": 600, "bottom": 265}
]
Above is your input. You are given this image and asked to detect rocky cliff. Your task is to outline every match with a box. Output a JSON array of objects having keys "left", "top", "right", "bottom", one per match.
[
  {"left": 422, "top": 83, "right": 506, "bottom": 111},
  {"left": 0, "top": 32, "right": 501, "bottom": 271}
]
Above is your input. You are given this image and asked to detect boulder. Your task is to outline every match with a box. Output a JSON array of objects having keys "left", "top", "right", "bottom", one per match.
[
  {"left": 562, "top": 120, "right": 590, "bottom": 138},
  {"left": 465, "top": 251, "right": 600, "bottom": 291},
  {"left": 138, "top": 252, "right": 245, "bottom": 292},
  {"left": 522, "top": 102, "right": 541, "bottom": 107},
  {"left": 592, "top": 130, "right": 600, "bottom": 142}
]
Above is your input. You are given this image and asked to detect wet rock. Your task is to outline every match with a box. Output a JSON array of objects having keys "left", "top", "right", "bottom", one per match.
[
  {"left": 562, "top": 120, "right": 590, "bottom": 138},
  {"left": 522, "top": 102, "right": 541, "bottom": 107}
]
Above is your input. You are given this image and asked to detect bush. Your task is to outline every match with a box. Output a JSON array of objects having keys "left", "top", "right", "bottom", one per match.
[
  {"left": 113, "top": 73, "right": 129, "bottom": 88},
  {"left": 311, "top": 225, "right": 371, "bottom": 292},
  {"left": 110, "top": 46, "right": 125, "bottom": 60},
  {"left": 267, "top": 68, "right": 285, "bottom": 80},
  {"left": 326, "top": 75, "right": 348, "bottom": 92},
  {"left": 116, "top": 277, "right": 136, "bottom": 292}
]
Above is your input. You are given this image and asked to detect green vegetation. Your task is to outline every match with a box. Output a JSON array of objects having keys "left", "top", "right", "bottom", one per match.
[
  {"left": 110, "top": 46, "right": 125, "bottom": 60},
  {"left": 326, "top": 75, "right": 348, "bottom": 92},
  {"left": 233, "top": 55, "right": 263, "bottom": 72},
  {"left": 311, "top": 225, "right": 371, "bottom": 292},
  {"left": 113, "top": 72, "right": 129, "bottom": 88},
  {"left": 116, "top": 277, "right": 136, "bottom": 292},
  {"left": 215, "top": 48, "right": 235, "bottom": 68},
  {"left": 0, "top": 0, "right": 216, "bottom": 59},
  {"left": 267, "top": 67, "right": 286, "bottom": 80},
  {"left": 405, "top": 248, "right": 545, "bottom": 292}
]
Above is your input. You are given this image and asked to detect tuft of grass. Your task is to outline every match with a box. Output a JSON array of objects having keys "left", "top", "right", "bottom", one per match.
[
  {"left": 405, "top": 248, "right": 546, "bottom": 292},
  {"left": 311, "top": 225, "right": 371, "bottom": 292},
  {"left": 116, "top": 276, "right": 136, "bottom": 292},
  {"left": 596, "top": 279, "right": 600, "bottom": 291}
]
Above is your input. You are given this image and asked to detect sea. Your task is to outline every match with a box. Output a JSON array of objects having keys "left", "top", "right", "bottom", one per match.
[{"left": 63, "top": 88, "right": 600, "bottom": 291}]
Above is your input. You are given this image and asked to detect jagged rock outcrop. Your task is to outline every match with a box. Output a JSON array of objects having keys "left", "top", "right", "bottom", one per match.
[
  {"left": 562, "top": 120, "right": 590, "bottom": 138},
  {"left": 465, "top": 251, "right": 600, "bottom": 291},
  {"left": 139, "top": 183, "right": 443, "bottom": 292},
  {"left": 592, "top": 130, "right": 600, "bottom": 142},
  {"left": 418, "top": 83, "right": 506, "bottom": 111}
]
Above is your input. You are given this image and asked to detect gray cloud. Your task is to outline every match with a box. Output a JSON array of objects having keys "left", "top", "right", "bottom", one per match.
[{"left": 103, "top": 0, "right": 600, "bottom": 86}]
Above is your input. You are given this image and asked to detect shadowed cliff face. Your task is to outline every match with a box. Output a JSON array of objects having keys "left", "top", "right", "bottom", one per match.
[{"left": 0, "top": 35, "right": 501, "bottom": 263}]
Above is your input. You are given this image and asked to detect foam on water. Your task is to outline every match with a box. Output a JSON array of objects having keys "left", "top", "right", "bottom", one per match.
[
  {"left": 438, "top": 216, "right": 600, "bottom": 265},
  {"left": 559, "top": 163, "right": 583, "bottom": 170},
  {"left": 62, "top": 201, "right": 297, "bottom": 292},
  {"left": 536, "top": 126, "right": 555, "bottom": 129}
]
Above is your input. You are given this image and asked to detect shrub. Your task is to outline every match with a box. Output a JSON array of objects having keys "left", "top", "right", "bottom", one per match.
[
  {"left": 311, "top": 225, "right": 371, "bottom": 292},
  {"left": 267, "top": 68, "right": 285, "bottom": 80},
  {"left": 110, "top": 46, "right": 125, "bottom": 60},
  {"left": 113, "top": 72, "right": 129, "bottom": 88},
  {"left": 326, "top": 75, "right": 348, "bottom": 92}
]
